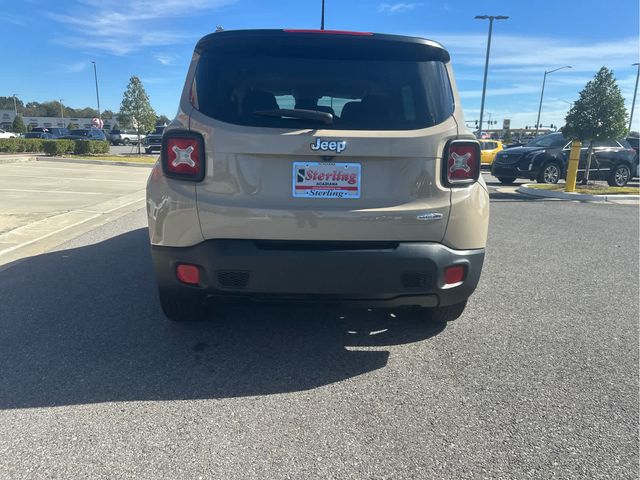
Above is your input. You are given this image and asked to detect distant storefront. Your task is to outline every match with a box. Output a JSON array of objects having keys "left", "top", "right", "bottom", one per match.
[{"left": 0, "top": 110, "right": 117, "bottom": 131}]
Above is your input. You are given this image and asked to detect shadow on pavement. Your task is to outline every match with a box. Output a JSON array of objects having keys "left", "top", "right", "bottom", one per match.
[{"left": 0, "top": 228, "right": 445, "bottom": 409}]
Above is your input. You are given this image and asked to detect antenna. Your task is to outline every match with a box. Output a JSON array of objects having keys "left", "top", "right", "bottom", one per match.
[{"left": 321, "top": 0, "right": 325, "bottom": 30}]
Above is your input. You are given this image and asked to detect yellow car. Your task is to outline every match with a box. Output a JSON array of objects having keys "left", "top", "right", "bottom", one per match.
[{"left": 479, "top": 139, "right": 503, "bottom": 165}]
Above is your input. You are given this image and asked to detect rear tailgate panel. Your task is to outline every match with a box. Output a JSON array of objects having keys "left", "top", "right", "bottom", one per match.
[{"left": 191, "top": 111, "right": 457, "bottom": 242}]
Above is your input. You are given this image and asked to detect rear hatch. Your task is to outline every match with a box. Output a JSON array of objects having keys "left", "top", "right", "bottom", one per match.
[{"left": 188, "top": 30, "right": 459, "bottom": 242}]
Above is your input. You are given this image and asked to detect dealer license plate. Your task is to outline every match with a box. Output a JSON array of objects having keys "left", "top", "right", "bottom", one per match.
[{"left": 292, "top": 162, "right": 361, "bottom": 199}]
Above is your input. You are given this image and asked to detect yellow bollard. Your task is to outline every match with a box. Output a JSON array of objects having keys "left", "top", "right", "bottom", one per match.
[{"left": 565, "top": 140, "right": 581, "bottom": 192}]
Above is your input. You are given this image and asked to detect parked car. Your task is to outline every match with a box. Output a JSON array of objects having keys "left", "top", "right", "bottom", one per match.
[
  {"left": 109, "top": 129, "right": 145, "bottom": 145},
  {"left": 146, "top": 29, "right": 489, "bottom": 323},
  {"left": 479, "top": 139, "right": 503, "bottom": 166},
  {"left": 491, "top": 132, "right": 637, "bottom": 186},
  {"left": 625, "top": 136, "right": 639, "bottom": 178},
  {"left": 143, "top": 125, "right": 166, "bottom": 153},
  {"left": 0, "top": 128, "right": 16, "bottom": 139},
  {"left": 60, "top": 128, "right": 108, "bottom": 141},
  {"left": 32, "top": 127, "right": 69, "bottom": 138},
  {"left": 23, "top": 132, "right": 55, "bottom": 139}
]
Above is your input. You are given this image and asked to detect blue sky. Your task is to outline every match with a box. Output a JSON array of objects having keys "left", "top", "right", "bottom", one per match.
[{"left": 3, "top": 0, "right": 639, "bottom": 129}]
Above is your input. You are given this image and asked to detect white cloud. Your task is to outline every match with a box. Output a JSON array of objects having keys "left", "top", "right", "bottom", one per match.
[
  {"left": 48, "top": 0, "right": 235, "bottom": 55},
  {"left": 458, "top": 84, "right": 541, "bottom": 99},
  {"left": 63, "top": 61, "right": 89, "bottom": 73},
  {"left": 378, "top": 3, "right": 422, "bottom": 14},
  {"left": 433, "top": 33, "right": 639, "bottom": 73},
  {"left": 432, "top": 32, "right": 640, "bottom": 128},
  {"left": 6, "top": 14, "right": 27, "bottom": 26},
  {"left": 155, "top": 54, "right": 175, "bottom": 66}
]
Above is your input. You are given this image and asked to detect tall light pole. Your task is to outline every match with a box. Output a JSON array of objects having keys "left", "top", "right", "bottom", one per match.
[
  {"left": 12, "top": 94, "right": 18, "bottom": 116},
  {"left": 59, "top": 99, "right": 65, "bottom": 125},
  {"left": 535, "top": 65, "right": 572, "bottom": 136},
  {"left": 629, "top": 63, "right": 640, "bottom": 132},
  {"left": 320, "top": 0, "right": 325, "bottom": 30},
  {"left": 91, "top": 61, "right": 101, "bottom": 120},
  {"left": 475, "top": 15, "right": 508, "bottom": 138}
]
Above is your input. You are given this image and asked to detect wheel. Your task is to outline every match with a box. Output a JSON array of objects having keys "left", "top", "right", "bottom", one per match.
[
  {"left": 416, "top": 301, "right": 467, "bottom": 323},
  {"left": 497, "top": 177, "right": 516, "bottom": 185},
  {"left": 537, "top": 162, "right": 562, "bottom": 184},
  {"left": 158, "top": 289, "right": 208, "bottom": 322},
  {"left": 608, "top": 163, "right": 631, "bottom": 187},
  {"left": 122, "top": 137, "right": 131, "bottom": 146}
]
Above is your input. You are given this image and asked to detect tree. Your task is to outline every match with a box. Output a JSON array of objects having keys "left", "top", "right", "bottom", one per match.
[
  {"left": 119, "top": 76, "right": 156, "bottom": 154},
  {"left": 67, "top": 122, "right": 78, "bottom": 130},
  {"left": 12, "top": 115, "right": 26, "bottom": 134},
  {"left": 0, "top": 96, "right": 24, "bottom": 112},
  {"left": 157, "top": 114, "right": 170, "bottom": 126},
  {"left": 563, "top": 67, "right": 628, "bottom": 184}
]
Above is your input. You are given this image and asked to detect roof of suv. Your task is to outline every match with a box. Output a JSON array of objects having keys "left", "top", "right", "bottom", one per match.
[{"left": 194, "top": 29, "right": 450, "bottom": 62}]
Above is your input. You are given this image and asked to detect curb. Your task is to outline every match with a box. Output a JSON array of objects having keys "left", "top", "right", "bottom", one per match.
[
  {"left": 36, "top": 156, "right": 155, "bottom": 168},
  {"left": 517, "top": 184, "right": 640, "bottom": 203}
]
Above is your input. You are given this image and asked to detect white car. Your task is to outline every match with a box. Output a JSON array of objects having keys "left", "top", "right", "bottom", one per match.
[{"left": 0, "top": 129, "right": 16, "bottom": 139}]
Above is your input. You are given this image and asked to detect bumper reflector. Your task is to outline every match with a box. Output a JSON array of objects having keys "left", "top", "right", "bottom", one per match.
[
  {"left": 444, "top": 265, "right": 465, "bottom": 285},
  {"left": 176, "top": 264, "right": 200, "bottom": 285}
]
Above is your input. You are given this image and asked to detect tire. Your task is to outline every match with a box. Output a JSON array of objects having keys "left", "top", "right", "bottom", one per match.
[
  {"left": 537, "top": 161, "right": 562, "bottom": 184},
  {"left": 122, "top": 137, "right": 131, "bottom": 146},
  {"left": 497, "top": 177, "right": 516, "bottom": 185},
  {"left": 158, "top": 290, "right": 208, "bottom": 322},
  {"left": 416, "top": 301, "right": 467, "bottom": 323},
  {"left": 607, "top": 163, "right": 631, "bottom": 187}
]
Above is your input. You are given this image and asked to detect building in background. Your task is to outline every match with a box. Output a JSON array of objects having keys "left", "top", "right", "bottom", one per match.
[{"left": 0, "top": 110, "right": 118, "bottom": 131}]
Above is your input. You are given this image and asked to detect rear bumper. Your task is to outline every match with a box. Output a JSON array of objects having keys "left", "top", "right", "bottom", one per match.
[{"left": 151, "top": 240, "right": 485, "bottom": 307}]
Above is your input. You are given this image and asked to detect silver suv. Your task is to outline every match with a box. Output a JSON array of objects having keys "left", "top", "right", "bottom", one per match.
[{"left": 146, "top": 29, "right": 489, "bottom": 322}]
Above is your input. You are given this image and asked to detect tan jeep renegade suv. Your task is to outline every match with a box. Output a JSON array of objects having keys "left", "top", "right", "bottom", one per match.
[{"left": 146, "top": 29, "right": 489, "bottom": 322}]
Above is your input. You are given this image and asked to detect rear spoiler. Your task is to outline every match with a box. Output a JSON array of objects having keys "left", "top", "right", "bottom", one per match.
[{"left": 194, "top": 29, "right": 450, "bottom": 63}]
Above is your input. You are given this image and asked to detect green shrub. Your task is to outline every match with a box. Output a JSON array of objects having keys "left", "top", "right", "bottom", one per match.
[
  {"left": 0, "top": 138, "right": 18, "bottom": 153},
  {"left": 73, "top": 140, "right": 109, "bottom": 155},
  {"left": 43, "top": 140, "right": 75, "bottom": 156},
  {"left": 90, "top": 140, "right": 109, "bottom": 154},
  {"left": 0, "top": 138, "right": 110, "bottom": 156},
  {"left": 73, "top": 140, "right": 91, "bottom": 155},
  {"left": 0, "top": 138, "right": 46, "bottom": 153}
]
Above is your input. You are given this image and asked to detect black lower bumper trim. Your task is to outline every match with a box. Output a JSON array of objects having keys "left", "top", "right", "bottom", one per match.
[{"left": 151, "top": 240, "right": 485, "bottom": 307}]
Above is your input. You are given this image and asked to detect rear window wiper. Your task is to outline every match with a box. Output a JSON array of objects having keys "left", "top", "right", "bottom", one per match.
[{"left": 253, "top": 109, "right": 333, "bottom": 125}]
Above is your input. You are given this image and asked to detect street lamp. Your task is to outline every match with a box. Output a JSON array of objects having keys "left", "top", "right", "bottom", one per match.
[
  {"left": 91, "top": 61, "right": 101, "bottom": 120},
  {"left": 629, "top": 63, "right": 639, "bottom": 132},
  {"left": 475, "top": 15, "right": 509, "bottom": 138},
  {"left": 535, "top": 65, "right": 572, "bottom": 136}
]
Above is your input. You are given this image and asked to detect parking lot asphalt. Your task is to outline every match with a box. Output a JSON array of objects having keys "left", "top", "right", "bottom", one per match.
[
  {"left": 0, "top": 159, "right": 149, "bottom": 268},
  {"left": 0, "top": 186, "right": 637, "bottom": 478}
]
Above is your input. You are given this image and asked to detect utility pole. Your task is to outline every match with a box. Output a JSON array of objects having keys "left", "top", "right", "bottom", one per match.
[
  {"left": 12, "top": 94, "right": 18, "bottom": 116},
  {"left": 91, "top": 61, "right": 101, "bottom": 120},
  {"left": 629, "top": 63, "right": 640, "bottom": 132},
  {"left": 320, "top": 0, "right": 325, "bottom": 30},
  {"left": 535, "top": 65, "right": 571, "bottom": 136},
  {"left": 474, "top": 15, "right": 508, "bottom": 139},
  {"left": 60, "top": 99, "right": 65, "bottom": 125}
]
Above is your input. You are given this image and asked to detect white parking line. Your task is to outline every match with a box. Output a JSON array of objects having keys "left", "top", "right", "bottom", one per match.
[
  {"left": 0, "top": 174, "right": 144, "bottom": 183},
  {"left": 0, "top": 189, "right": 109, "bottom": 195}
]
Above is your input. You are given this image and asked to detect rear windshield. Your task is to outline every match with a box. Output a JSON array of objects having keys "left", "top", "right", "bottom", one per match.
[
  {"left": 527, "top": 134, "right": 568, "bottom": 148},
  {"left": 193, "top": 41, "right": 454, "bottom": 130}
]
